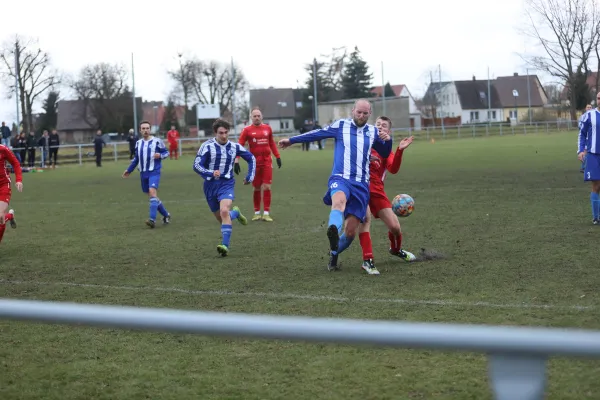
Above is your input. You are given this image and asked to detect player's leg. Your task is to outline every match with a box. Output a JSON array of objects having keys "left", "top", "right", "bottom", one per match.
[
  {"left": 261, "top": 163, "right": 273, "bottom": 221},
  {"left": 358, "top": 207, "right": 374, "bottom": 262},
  {"left": 378, "top": 208, "right": 416, "bottom": 261},
  {"left": 584, "top": 153, "right": 600, "bottom": 223},
  {"left": 325, "top": 178, "right": 349, "bottom": 251},
  {"left": 140, "top": 176, "right": 156, "bottom": 228},
  {"left": 0, "top": 200, "right": 7, "bottom": 244},
  {"left": 217, "top": 194, "right": 234, "bottom": 256},
  {"left": 252, "top": 166, "right": 263, "bottom": 221}
]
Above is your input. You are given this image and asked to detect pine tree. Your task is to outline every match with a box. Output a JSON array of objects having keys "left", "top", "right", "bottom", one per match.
[
  {"left": 341, "top": 46, "right": 374, "bottom": 99},
  {"left": 162, "top": 100, "right": 179, "bottom": 131},
  {"left": 384, "top": 82, "right": 396, "bottom": 97},
  {"left": 39, "top": 91, "right": 59, "bottom": 130}
]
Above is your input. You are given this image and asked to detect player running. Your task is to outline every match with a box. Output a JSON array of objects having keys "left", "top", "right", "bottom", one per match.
[
  {"left": 357, "top": 116, "right": 416, "bottom": 275},
  {"left": 0, "top": 144, "right": 23, "bottom": 245},
  {"left": 194, "top": 118, "right": 256, "bottom": 256},
  {"left": 122, "top": 121, "right": 171, "bottom": 228},
  {"left": 579, "top": 95, "right": 600, "bottom": 224},
  {"left": 278, "top": 99, "right": 392, "bottom": 272},
  {"left": 167, "top": 125, "right": 180, "bottom": 160},
  {"left": 234, "top": 107, "right": 282, "bottom": 222}
]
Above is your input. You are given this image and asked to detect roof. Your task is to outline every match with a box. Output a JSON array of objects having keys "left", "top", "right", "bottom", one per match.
[
  {"left": 454, "top": 79, "right": 503, "bottom": 109},
  {"left": 142, "top": 101, "right": 165, "bottom": 124},
  {"left": 249, "top": 88, "right": 297, "bottom": 119},
  {"left": 423, "top": 81, "right": 452, "bottom": 101},
  {"left": 57, "top": 100, "right": 97, "bottom": 131},
  {"left": 494, "top": 73, "right": 547, "bottom": 107},
  {"left": 371, "top": 84, "right": 405, "bottom": 97}
]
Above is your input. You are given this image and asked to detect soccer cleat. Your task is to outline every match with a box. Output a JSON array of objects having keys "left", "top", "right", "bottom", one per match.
[
  {"left": 252, "top": 214, "right": 262, "bottom": 221},
  {"left": 262, "top": 214, "right": 273, "bottom": 222},
  {"left": 328, "top": 251, "right": 339, "bottom": 271},
  {"left": 8, "top": 209, "right": 16, "bottom": 229},
  {"left": 390, "top": 249, "right": 417, "bottom": 262},
  {"left": 326, "top": 224, "right": 339, "bottom": 252},
  {"left": 361, "top": 259, "right": 380, "bottom": 275},
  {"left": 145, "top": 219, "right": 155, "bottom": 229},
  {"left": 594, "top": 219, "right": 599, "bottom": 225},
  {"left": 217, "top": 244, "right": 229, "bottom": 256},
  {"left": 233, "top": 206, "right": 247, "bottom": 225},
  {"left": 162, "top": 214, "right": 171, "bottom": 225}
]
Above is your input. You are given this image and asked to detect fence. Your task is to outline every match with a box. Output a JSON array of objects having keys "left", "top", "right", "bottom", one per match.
[
  {"left": 9, "top": 120, "right": 581, "bottom": 168},
  {"left": 1, "top": 298, "right": 599, "bottom": 400}
]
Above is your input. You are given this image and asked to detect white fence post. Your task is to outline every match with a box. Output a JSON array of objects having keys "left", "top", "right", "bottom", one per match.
[{"left": 78, "top": 145, "right": 82, "bottom": 165}]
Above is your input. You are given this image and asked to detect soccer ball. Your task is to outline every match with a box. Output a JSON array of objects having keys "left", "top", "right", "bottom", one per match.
[{"left": 392, "top": 194, "right": 414, "bottom": 217}]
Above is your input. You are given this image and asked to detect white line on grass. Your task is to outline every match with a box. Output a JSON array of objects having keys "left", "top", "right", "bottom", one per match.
[{"left": 0, "top": 279, "right": 593, "bottom": 311}]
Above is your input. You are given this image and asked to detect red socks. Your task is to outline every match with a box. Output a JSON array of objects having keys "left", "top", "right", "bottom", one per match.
[
  {"left": 0, "top": 223, "right": 5, "bottom": 244},
  {"left": 253, "top": 190, "right": 261, "bottom": 212},
  {"left": 263, "top": 190, "right": 271, "bottom": 212},
  {"left": 388, "top": 231, "right": 402, "bottom": 252},
  {"left": 359, "top": 232, "right": 373, "bottom": 260},
  {"left": 4, "top": 213, "right": 13, "bottom": 222}
]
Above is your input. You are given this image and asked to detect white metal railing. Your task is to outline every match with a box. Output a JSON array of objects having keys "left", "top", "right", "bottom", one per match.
[{"left": 0, "top": 298, "right": 599, "bottom": 400}]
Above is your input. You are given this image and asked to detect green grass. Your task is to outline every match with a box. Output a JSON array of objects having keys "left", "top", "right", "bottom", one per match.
[{"left": 1, "top": 131, "right": 600, "bottom": 399}]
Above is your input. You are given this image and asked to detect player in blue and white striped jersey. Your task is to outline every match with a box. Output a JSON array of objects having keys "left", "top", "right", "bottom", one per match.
[
  {"left": 578, "top": 97, "right": 600, "bottom": 224},
  {"left": 579, "top": 104, "right": 592, "bottom": 172},
  {"left": 122, "top": 121, "right": 171, "bottom": 228},
  {"left": 278, "top": 99, "right": 392, "bottom": 271},
  {"left": 193, "top": 118, "right": 256, "bottom": 256}
]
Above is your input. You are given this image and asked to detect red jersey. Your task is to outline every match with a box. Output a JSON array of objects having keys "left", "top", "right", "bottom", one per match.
[
  {"left": 369, "top": 147, "right": 404, "bottom": 194},
  {"left": 238, "top": 124, "right": 280, "bottom": 162},
  {"left": 0, "top": 145, "right": 23, "bottom": 185},
  {"left": 167, "top": 129, "right": 180, "bottom": 143}
]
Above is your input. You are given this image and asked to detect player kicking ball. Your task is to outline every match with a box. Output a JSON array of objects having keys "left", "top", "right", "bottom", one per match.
[
  {"left": 193, "top": 118, "right": 256, "bottom": 256},
  {"left": 0, "top": 144, "right": 23, "bottom": 245},
  {"left": 357, "top": 116, "right": 416, "bottom": 275},
  {"left": 123, "top": 121, "right": 171, "bottom": 228}
]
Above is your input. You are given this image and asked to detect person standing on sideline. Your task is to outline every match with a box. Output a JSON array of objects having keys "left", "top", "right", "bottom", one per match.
[
  {"left": 0, "top": 122, "right": 11, "bottom": 147},
  {"left": 26, "top": 131, "right": 36, "bottom": 168},
  {"left": 127, "top": 129, "right": 137, "bottom": 159},
  {"left": 93, "top": 130, "right": 105, "bottom": 167},
  {"left": 167, "top": 125, "right": 180, "bottom": 160},
  {"left": 37, "top": 130, "right": 49, "bottom": 167}
]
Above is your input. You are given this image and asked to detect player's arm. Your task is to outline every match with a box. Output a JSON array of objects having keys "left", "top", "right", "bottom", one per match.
[
  {"left": 287, "top": 121, "right": 340, "bottom": 144},
  {"left": 124, "top": 142, "right": 140, "bottom": 175},
  {"left": 193, "top": 143, "right": 215, "bottom": 178},
  {"left": 578, "top": 113, "right": 590, "bottom": 156},
  {"left": 3, "top": 147, "right": 23, "bottom": 190},
  {"left": 236, "top": 144, "right": 256, "bottom": 184},
  {"left": 157, "top": 139, "right": 169, "bottom": 159},
  {"left": 234, "top": 128, "right": 248, "bottom": 163},
  {"left": 372, "top": 127, "right": 392, "bottom": 158},
  {"left": 267, "top": 126, "right": 282, "bottom": 168}
]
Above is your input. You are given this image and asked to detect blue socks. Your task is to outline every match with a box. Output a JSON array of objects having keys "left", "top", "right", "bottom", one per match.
[
  {"left": 332, "top": 233, "right": 354, "bottom": 255},
  {"left": 221, "top": 224, "right": 232, "bottom": 247},
  {"left": 328, "top": 209, "right": 343, "bottom": 232},
  {"left": 230, "top": 208, "right": 239, "bottom": 220},
  {"left": 149, "top": 197, "right": 159, "bottom": 221},
  {"left": 591, "top": 192, "right": 600, "bottom": 220},
  {"left": 157, "top": 200, "right": 169, "bottom": 217}
]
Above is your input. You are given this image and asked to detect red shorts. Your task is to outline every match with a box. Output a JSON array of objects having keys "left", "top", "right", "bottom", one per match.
[
  {"left": 369, "top": 191, "right": 391, "bottom": 219},
  {"left": 168, "top": 141, "right": 178, "bottom": 149},
  {"left": 252, "top": 162, "right": 273, "bottom": 188},
  {"left": 0, "top": 182, "right": 11, "bottom": 204}
]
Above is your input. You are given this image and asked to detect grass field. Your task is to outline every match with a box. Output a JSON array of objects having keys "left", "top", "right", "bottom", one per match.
[{"left": 1, "top": 131, "right": 599, "bottom": 399}]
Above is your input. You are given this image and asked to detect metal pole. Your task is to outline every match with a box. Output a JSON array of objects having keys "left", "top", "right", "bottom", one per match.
[
  {"left": 14, "top": 41, "right": 20, "bottom": 134},
  {"left": 526, "top": 69, "right": 532, "bottom": 124},
  {"left": 439, "top": 64, "right": 445, "bottom": 134},
  {"left": 231, "top": 57, "right": 237, "bottom": 138},
  {"left": 381, "top": 61, "right": 386, "bottom": 115},
  {"left": 313, "top": 58, "right": 318, "bottom": 123},
  {"left": 487, "top": 66, "right": 491, "bottom": 125},
  {"left": 132, "top": 53, "right": 138, "bottom": 137}
]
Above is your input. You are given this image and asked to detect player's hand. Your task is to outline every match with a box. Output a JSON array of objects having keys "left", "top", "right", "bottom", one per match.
[
  {"left": 276, "top": 158, "right": 282, "bottom": 168},
  {"left": 15, "top": 182, "right": 23, "bottom": 192},
  {"left": 243, "top": 179, "right": 252, "bottom": 185},
  {"left": 213, "top": 170, "right": 221, "bottom": 178},
  {"left": 154, "top": 153, "right": 161, "bottom": 159},
  {"left": 578, "top": 151, "right": 587, "bottom": 162},
  {"left": 378, "top": 128, "right": 391, "bottom": 141},
  {"left": 234, "top": 163, "right": 241, "bottom": 175},
  {"left": 278, "top": 139, "right": 291, "bottom": 149},
  {"left": 398, "top": 136, "right": 414, "bottom": 150},
  {"left": 122, "top": 171, "right": 130, "bottom": 178}
]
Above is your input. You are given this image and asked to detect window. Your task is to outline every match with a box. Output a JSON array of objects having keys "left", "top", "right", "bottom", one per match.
[
  {"left": 487, "top": 110, "right": 497, "bottom": 120},
  {"left": 470, "top": 111, "right": 479, "bottom": 121},
  {"left": 509, "top": 110, "right": 517, "bottom": 118},
  {"left": 295, "top": 101, "right": 302, "bottom": 108},
  {"left": 479, "top": 91, "right": 486, "bottom": 100}
]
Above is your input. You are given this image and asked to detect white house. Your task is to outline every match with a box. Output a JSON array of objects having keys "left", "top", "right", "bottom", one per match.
[{"left": 372, "top": 84, "right": 422, "bottom": 130}]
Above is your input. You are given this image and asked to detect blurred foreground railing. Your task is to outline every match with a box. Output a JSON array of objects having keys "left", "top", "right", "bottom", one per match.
[{"left": 1, "top": 298, "right": 599, "bottom": 400}]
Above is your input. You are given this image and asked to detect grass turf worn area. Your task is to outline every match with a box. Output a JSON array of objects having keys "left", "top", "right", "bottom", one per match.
[{"left": 1, "top": 131, "right": 600, "bottom": 399}]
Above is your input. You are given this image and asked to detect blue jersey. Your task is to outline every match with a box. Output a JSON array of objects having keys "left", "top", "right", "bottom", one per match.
[
  {"left": 126, "top": 136, "right": 169, "bottom": 174},
  {"left": 578, "top": 109, "right": 600, "bottom": 154},
  {"left": 289, "top": 118, "right": 392, "bottom": 183},
  {"left": 193, "top": 138, "right": 256, "bottom": 182}
]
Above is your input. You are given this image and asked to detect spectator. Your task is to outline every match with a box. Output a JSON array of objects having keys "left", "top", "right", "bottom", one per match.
[
  {"left": 0, "top": 122, "right": 11, "bottom": 146},
  {"left": 126, "top": 129, "right": 137, "bottom": 159},
  {"left": 26, "top": 131, "right": 36, "bottom": 168},
  {"left": 38, "top": 130, "right": 49, "bottom": 167},
  {"left": 93, "top": 130, "right": 105, "bottom": 167},
  {"left": 48, "top": 129, "right": 60, "bottom": 168},
  {"left": 17, "top": 133, "right": 26, "bottom": 163}
]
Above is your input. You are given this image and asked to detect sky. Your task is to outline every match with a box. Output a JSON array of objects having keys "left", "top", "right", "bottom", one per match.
[{"left": 0, "top": 0, "right": 536, "bottom": 124}]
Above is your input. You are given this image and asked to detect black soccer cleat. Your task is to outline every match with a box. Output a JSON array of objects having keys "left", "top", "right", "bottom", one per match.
[
  {"left": 594, "top": 219, "right": 599, "bottom": 225},
  {"left": 328, "top": 251, "right": 339, "bottom": 271},
  {"left": 146, "top": 219, "right": 156, "bottom": 229},
  {"left": 163, "top": 214, "right": 171, "bottom": 225},
  {"left": 327, "top": 224, "right": 339, "bottom": 252}
]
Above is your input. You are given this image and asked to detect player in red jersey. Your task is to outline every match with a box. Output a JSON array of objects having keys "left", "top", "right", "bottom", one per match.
[
  {"left": 234, "top": 107, "right": 282, "bottom": 222},
  {"left": 167, "top": 125, "right": 180, "bottom": 160},
  {"left": 357, "top": 116, "right": 416, "bottom": 275},
  {"left": 0, "top": 144, "right": 23, "bottom": 245}
]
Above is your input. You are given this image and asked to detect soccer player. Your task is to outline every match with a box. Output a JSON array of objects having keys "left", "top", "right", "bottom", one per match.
[
  {"left": 234, "top": 107, "right": 282, "bottom": 222},
  {"left": 578, "top": 94, "right": 600, "bottom": 224},
  {"left": 356, "top": 116, "right": 416, "bottom": 275},
  {"left": 579, "top": 104, "right": 592, "bottom": 173},
  {"left": 278, "top": 99, "right": 392, "bottom": 272},
  {"left": 122, "top": 121, "right": 171, "bottom": 228},
  {"left": 167, "top": 125, "right": 180, "bottom": 160},
  {"left": 193, "top": 118, "right": 256, "bottom": 256},
  {"left": 0, "top": 143, "right": 23, "bottom": 245}
]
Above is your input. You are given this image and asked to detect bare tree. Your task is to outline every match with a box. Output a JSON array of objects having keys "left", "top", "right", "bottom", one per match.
[
  {"left": 319, "top": 46, "right": 347, "bottom": 92},
  {"left": 522, "top": 0, "right": 600, "bottom": 118},
  {"left": 0, "top": 35, "right": 60, "bottom": 132}
]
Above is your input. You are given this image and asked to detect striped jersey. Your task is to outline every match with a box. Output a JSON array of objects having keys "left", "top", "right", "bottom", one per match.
[
  {"left": 126, "top": 136, "right": 169, "bottom": 174},
  {"left": 193, "top": 138, "right": 256, "bottom": 182},
  {"left": 578, "top": 109, "right": 600, "bottom": 154},
  {"left": 289, "top": 118, "right": 392, "bottom": 183}
]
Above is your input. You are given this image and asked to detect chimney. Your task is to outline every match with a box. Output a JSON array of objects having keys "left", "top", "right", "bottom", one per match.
[
  {"left": 472, "top": 75, "right": 476, "bottom": 81},
  {"left": 513, "top": 72, "right": 518, "bottom": 77}
]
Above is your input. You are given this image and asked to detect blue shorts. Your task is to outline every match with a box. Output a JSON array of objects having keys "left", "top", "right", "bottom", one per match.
[
  {"left": 322, "top": 175, "right": 369, "bottom": 222},
  {"left": 584, "top": 153, "right": 600, "bottom": 181},
  {"left": 204, "top": 179, "right": 235, "bottom": 213},
  {"left": 141, "top": 172, "right": 161, "bottom": 193}
]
